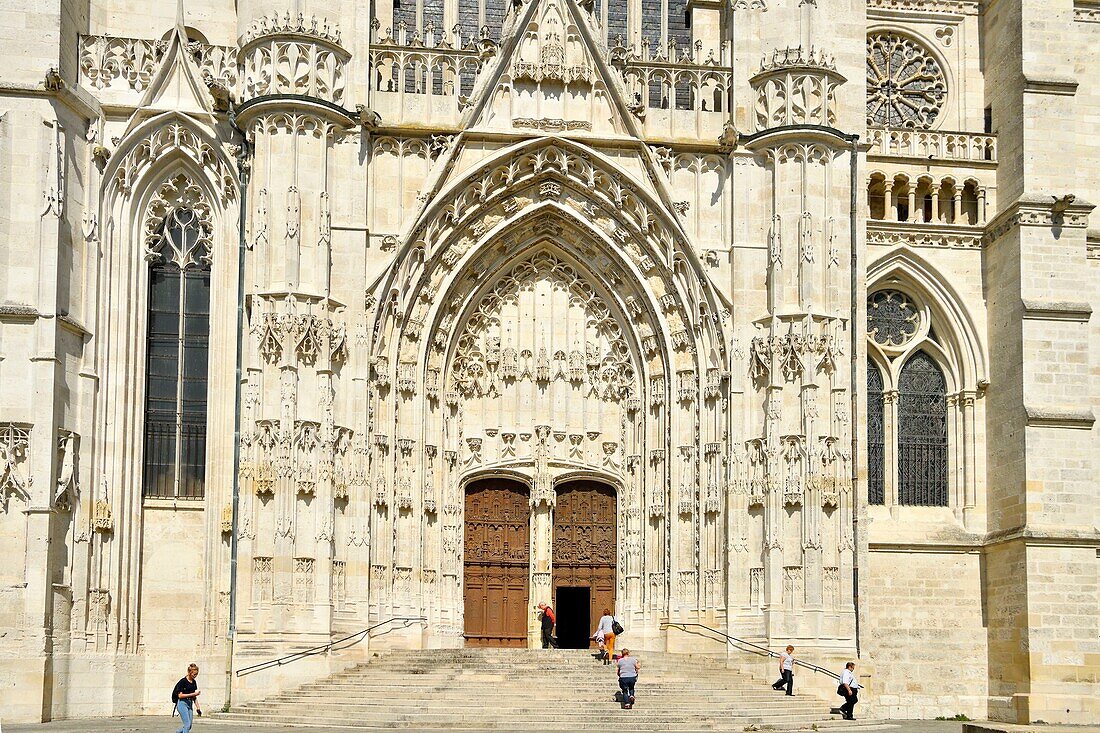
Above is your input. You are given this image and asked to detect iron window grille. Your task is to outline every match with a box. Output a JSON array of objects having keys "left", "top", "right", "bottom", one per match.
[
  {"left": 867, "top": 360, "right": 885, "bottom": 505},
  {"left": 896, "top": 352, "right": 948, "bottom": 506}
]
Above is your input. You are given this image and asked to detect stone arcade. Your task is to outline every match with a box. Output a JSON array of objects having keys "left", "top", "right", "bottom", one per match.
[{"left": 0, "top": 0, "right": 1097, "bottom": 725}]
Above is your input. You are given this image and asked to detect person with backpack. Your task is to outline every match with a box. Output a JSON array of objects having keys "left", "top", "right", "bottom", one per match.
[
  {"left": 593, "top": 608, "right": 620, "bottom": 664},
  {"left": 171, "top": 663, "right": 202, "bottom": 732}
]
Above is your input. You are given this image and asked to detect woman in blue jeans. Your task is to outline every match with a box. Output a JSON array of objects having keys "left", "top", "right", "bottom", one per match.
[
  {"left": 171, "top": 664, "right": 202, "bottom": 732},
  {"left": 616, "top": 649, "right": 640, "bottom": 709}
]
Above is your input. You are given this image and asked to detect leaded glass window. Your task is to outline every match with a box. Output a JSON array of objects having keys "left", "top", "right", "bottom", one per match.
[
  {"left": 143, "top": 208, "right": 211, "bottom": 500},
  {"left": 868, "top": 289, "right": 920, "bottom": 347},
  {"left": 867, "top": 360, "right": 885, "bottom": 505},
  {"left": 897, "top": 352, "right": 948, "bottom": 506},
  {"left": 866, "top": 32, "right": 946, "bottom": 129}
]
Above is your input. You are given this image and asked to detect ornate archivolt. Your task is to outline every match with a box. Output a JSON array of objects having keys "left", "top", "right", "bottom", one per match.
[
  {"left": 383, "top": 138, "right": 728, "bottom": 351},
  {"left": 105, "top": 116, "right": 237, "bottom": 203}
]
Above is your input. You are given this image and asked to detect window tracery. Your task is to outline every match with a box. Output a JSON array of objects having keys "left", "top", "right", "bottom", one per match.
[
  {"left": 142, "top": 175, "right": 213, "bottom": 500},
  {"left": 866, "top": 31, "right": 946, "bottom": 128},
  {"left": 865, "top": 288, "right": 950, "bottom": 508},
  {"left": 868, "top": 289, "right": 920, "bottom": 347},
  {"left": 143, "top": 173, "right": 214, "bottom": 269}
]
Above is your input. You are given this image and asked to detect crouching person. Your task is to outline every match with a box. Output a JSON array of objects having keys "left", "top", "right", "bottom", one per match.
[{"left": 616, "top": 648, "right": 640, "bottom": 709}]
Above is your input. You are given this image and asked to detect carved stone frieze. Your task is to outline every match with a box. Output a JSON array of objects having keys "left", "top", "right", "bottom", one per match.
[{"left": 0, "top": 424, "right": 31, "bottom": 509}]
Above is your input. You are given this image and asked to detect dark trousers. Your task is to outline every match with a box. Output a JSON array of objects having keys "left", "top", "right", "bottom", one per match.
[
  {"left": 541, "top": 624, "right": 555, "bottom": 648},
  {"left": 772, "top": 669, "right": 794, "bottom": 695},
  {"left": 619, "top": 676, "right": 637, "bottom": 705},
  {"left": 840, "top": 689, "right": 858, "bottom": 719}
]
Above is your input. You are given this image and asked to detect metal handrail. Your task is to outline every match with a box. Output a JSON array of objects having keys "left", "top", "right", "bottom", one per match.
[
  {"left": 660, "top": 621, "right": 842, "bottom": 681},
  {"left": 235, "top": 616, "right": 428, "bottom": 677}
]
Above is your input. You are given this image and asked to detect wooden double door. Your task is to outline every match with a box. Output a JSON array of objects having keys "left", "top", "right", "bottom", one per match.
[{"left": 462, "top": 479, "right": 616, "bottom": 648}]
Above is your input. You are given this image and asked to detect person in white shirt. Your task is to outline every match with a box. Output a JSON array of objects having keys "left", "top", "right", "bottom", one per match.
[
  {"left": 771, "top": 645, "right": 795, "bottom": 695},
  {"left": 839, "top": 661, "right": 862, "bottom": 720}
]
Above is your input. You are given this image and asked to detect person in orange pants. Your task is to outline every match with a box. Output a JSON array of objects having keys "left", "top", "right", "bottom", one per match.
[{"left": 594, "top": 608, "right": 616, "bottom": 664}]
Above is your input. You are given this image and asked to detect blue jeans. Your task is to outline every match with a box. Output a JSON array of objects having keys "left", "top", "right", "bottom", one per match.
[
  {"left": 175, "top": 700, "right": 193, "bottom": 732},
  {"left": 619, "top": 676, "right": 637, "bottom": 704}
]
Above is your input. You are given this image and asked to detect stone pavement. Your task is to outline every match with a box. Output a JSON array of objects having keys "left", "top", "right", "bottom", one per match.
[{"left": 0, "top": 717, "right": 973, "bottom": 733}]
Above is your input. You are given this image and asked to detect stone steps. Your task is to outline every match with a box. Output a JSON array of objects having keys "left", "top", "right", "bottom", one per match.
[{"left": 222, "top": 648, "right": 846, "bottom": 731}]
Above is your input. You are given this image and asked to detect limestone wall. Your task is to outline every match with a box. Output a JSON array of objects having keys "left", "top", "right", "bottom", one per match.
[{"left": 864, "top": 548, "right": 988, "bottom": 719}]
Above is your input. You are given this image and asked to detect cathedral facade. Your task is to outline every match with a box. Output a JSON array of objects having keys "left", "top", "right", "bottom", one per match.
[{"left": 0, "top": 0, "right": 1097, "bottom": 725}]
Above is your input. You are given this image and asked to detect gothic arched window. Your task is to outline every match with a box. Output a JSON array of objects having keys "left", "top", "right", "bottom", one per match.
[
  {"left": 143, "top": 196, "right": 213, "bottom": 500},
  {"left": 867, "top": 360, "right": 885, "bottom": 505},
  {"left": 897, "top": 352, "right": 948, "bottom": 506},
  {"left": 866, "top": 286, "right": 958, "bottom": 510}
]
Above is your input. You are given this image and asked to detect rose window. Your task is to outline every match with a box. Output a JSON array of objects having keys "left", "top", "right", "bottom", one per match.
[
  {"left": 867, "top": 289, "right": 920, "bottom": 347},
  {"left": 866, "top": 32, "right": 947, "bottom": 128}
]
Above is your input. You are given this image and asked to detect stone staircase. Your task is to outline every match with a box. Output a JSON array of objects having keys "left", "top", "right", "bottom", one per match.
[{"left": 220, "top": 648, "right": 852, "bottom": 730}]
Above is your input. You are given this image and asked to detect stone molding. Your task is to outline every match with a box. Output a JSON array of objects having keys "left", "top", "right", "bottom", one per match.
[
  {"left": 1073, "top": 0, "right": 1100, "bottom": 23},
  {"left": 1020, "top": 299, "right": 1093, "bottom": 323},
  {"left": 1022, "top": 74, "right": 1079, "bottom": 97},
  {"left": 982, "top": 195, "right": 1095, "bottom": 246},
  {"left": 868, "top": 221, "right": 983, "bottom": 250},
  {"left": 1023, "top": 405, "right": 1096, "bottom": 430},
  {"left": 866, "top": 0, "right": 980, "bottom": 16}
]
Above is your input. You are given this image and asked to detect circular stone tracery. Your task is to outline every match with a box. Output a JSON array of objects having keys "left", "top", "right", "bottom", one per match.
[
  {"left": 866, "top": 31, "right": 947, "bottom": 128},
  {"left": 867, "top": 289, "right": 921, "bottom": 347}
]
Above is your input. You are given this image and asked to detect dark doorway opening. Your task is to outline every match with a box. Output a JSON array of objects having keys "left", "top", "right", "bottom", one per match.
[{"left": 555, "top": 586, "right": 592, "bottom": 649}]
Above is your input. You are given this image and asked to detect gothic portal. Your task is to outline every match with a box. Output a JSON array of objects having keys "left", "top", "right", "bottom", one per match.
[{"left": 1, "top": 0, "right": 1098, "bottom": 725}]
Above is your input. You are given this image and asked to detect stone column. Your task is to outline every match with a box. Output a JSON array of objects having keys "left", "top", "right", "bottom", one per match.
[
  {"left": 234, "top": 9, "right": 357, "bottom": 668},
  {"left": 883, "top": 390, "right": 899, "bottom": 508},
  {"left": 746, "top": 40, "right": 856, "bottom": 647}
]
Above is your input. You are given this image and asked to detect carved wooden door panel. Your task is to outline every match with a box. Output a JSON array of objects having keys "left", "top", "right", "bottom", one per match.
[
  {"left": 553, "top": 481, "right": 617, "bottom": 642},
  {"left": 464, "top": 480, "right": 531, "bottom": 647}
]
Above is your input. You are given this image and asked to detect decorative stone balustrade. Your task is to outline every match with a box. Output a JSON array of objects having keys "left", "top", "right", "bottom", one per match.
[
  {"left": 79, "top": 35, "right": 238, "bottom": 92},
  {"left": 240, "top": 13, "right": 349, "bottom": 106},
  {"left": 750, "top": 46, "right": 845, "bottom": 131},
  {"left": 609, "top": 36, "right": 732, "bottom": 113},
  {"left": 368, "top": 19, "right": 497, "bottom": 101},
  {"left": 868, "top": 127, "right": 997, "bottom": 163}
]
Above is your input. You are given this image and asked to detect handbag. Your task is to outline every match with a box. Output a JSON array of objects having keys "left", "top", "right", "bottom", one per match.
[
  {"left": 611, "top": 617, "right": 624, "bottom": 635},
  {"left": 836, "top": 683, "right": 846, "bottom": 697}
]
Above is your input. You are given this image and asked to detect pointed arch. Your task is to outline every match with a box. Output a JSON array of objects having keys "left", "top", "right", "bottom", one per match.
[
  {"left": 103, "top": 112, "right": 238, "bottom": 208},
  {"left": 373, "top": 136, "right": 729, "bottom": 369},
  {"left": 867, "top": 246, "right": 986, "bottom": 391}
]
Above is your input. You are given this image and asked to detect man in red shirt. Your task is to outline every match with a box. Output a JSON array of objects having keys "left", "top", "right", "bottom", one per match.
[{"left": 538, "top": 602, "right": 556, "bottom": 648}]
